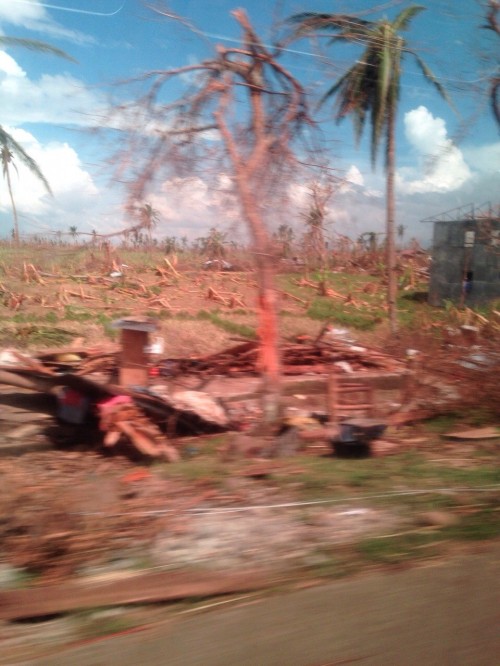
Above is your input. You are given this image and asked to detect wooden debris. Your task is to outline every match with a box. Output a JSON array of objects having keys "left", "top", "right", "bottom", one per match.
[
  {"left": 160, "top": 339, "right": 405, "bottom": 378},
  {"left": 22, "top": 263, "right": 45, "bottom": 284},
  {"left": 12, "top": 351, "right": 57, "bottom": 376},
  {"left": 442, "top": 426, "right": 499, "bottom": 440},
  {"left": 280, "top": 290, "right": 308, "bottom": 305},
  {"left": 0, "top": 569, "right": 271, "bottom": 621},
  {"left": 207, "top": 286, "right": 229, "bottom": 306},
  {"left": 164, "top": 256, "right": 181, "bottom": 277}
]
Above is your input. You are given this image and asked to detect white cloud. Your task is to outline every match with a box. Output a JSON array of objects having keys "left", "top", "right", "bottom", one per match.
[
  {"left": 398, "top": 106, "right": 472, "bottom": 194},
  {"left": 0, "top": 0, "right": 93, "bottom": 45},
  {"left": 0, "top": 50, "right": 24, "bottom": 77},
  {"left": 462, "top": 142, "right": 500, "bottom": 174},
  {"left": 0, "top": 50, "right": 105, "bottom": 126},
  {"left": 345, "top": 165, "right": 364, "bottom": 187},
  {"left": 0, "top": 0, "right": 50, "bottom": 31},
  {"left": 143, "top": 174, "right": 241, "bottom": 239}
]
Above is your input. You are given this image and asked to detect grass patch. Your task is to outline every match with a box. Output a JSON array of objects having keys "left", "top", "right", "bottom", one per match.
[
  {"left": 443, "top": 506, "right": 500, "bottom": 541},
  {"left": 11, "top": 311, "right": 59, "bottom": 325},
  {"left": 357, "top": 531, "right": 442, "bottom": 564},
  {"left": 161, "top": 448, "right": 230, "bottom": 484},
  {"left": 196, "top": 310, "right": 257, "bottom": 339},
  {"left": 76, "top": 612, "right": 142, "bottom": 641},
  {"left": 306, "top": 298, "right": 381, "bottom": 330},
  {"left": 102, "top": 321, "right": 118, "bottom": 341},
  {"left": 423, "top": 414, "right": 462, "bottom": 434},
  {"left": 301, "top": 547, "right": 361, "bottom": 579},
  {"left": 64, "top": 306, "right": 94, "bottom": 322},
  {"left": 14, "top": 325, "right": 75, "bottom": 347},
  {"left": 427, "top": 464, "right": 500, "bottom": 486},
  {"left": 11, "top": 312, "right": 43, "bottom": 324}
]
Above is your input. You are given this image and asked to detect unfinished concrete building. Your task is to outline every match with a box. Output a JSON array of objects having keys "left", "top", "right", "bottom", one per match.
[{"left": 424, "top": 203, "right": 500, "bottom": 306}]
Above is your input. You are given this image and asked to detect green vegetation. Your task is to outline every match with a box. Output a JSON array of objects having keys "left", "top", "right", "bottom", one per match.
[
  {"left": 357, "top": 531, "right": 443, "bottom": 564},
  {"left": 196, "top": 310, "right": 257, "bottom": 339},
  {"left": 64, "top": 305, "right": 94, "bottom": 322},
  {"left": 7, "top": 324, "right": 75, "bottom": 347},
  {"left": 306, "top": 298, "right": 380, "bottom": 330},
  {"left": 76, "top": 611, "right": 141, "bottom": 641},
  {"left": 163, "top": 435, "right": 499, "bottom": 577}
]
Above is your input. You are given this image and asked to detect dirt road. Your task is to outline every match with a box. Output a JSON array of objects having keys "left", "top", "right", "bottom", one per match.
[{"left": 30, "top": 542, "right": 500, "bottom": 666}]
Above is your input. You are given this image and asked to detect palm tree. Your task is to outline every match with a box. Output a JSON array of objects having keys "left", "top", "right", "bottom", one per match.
[
  {"left": 273, "top": 224, "right": 294, "bottom": 258},
  {"left": 0, "top": 37, "right": 74, "bottom": 244},
  {"left": 139, "top": 202, "right": 160, "bottom": 248},
  {"left": 69, "top": 225, "right": 78, "bottom": 243},
  {"left": 289, "top": 6, "right": 450, "bottom": 333},
  {"left": 397, "top": 224, "right": 406, "bottom": 248},
  {"left": 0, "top": 127, "right": 52, "bottom": 245},
  {"left": 484, "top": 0, "right": 499, "bottom": 127}
]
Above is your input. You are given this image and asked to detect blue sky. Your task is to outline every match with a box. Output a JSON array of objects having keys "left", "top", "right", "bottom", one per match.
[{"left": 0, "top": 0, "right": 498, "bottom": 246}]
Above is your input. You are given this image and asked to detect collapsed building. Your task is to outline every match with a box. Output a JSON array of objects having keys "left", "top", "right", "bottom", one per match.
[{"left": 425, "top": 202, "right": 500, "bottom": 306}]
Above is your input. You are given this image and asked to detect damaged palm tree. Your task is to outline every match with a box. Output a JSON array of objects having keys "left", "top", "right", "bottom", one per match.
[{"left": 111, "top": 8, "right": 312, "bottom": 428}]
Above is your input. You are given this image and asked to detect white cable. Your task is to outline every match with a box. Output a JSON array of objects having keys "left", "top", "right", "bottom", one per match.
[{"left": 74, "top": 484, "right": 500, "bottom": 517}]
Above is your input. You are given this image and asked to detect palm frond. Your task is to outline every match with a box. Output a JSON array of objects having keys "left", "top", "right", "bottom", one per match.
[
  {"left": 288, "top": 5, "right": 452, "bottom": 169},
  {"left": 287, "top": 12, "right": 372, "bottom": 40},
  {"left": 412, "top": 53, "right": 455, "bottom": 109},
  {"left": 0, "top": 126, "right": 52, "bottom": 195},
  {"left": 0, "top": 36, "right": 76, "bottom": 62},
  {"left": 392, "top": 6, "right": 426, "bottom": 32}
]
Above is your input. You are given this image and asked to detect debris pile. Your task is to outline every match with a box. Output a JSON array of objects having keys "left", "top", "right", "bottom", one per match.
[
  {"left": 159, "top": 338, "right": 405, "bottom": 378},
  {"left": 98, "top": 395, "right": 180, "bottom": 461},
  {"left": 0, "top": 345, "right": 232, "bottom": 460}
]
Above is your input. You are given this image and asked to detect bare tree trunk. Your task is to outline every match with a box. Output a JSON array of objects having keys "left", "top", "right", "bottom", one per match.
[
  {"left": 234, "top": 175, "right": 283, "bottom": 426},
  {"left": 114, "top": 8, "right": 310, "bottom": 430},
  {"left": 386, "top": 108, "right": 398, "bottom": 334},
  {"left": 214, "top": 74, "right": 284, "bottom": 428},
  {"left": 5, "top": 166, "right": 19, "bottom": 245}
]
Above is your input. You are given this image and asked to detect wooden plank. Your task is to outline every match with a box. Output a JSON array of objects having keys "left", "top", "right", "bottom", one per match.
[
  {"left": 442, "top": 427, "right": 499, "bottom": 440},
  {"left": 0, "top": 570, "right": 272, "bottom": 621}
]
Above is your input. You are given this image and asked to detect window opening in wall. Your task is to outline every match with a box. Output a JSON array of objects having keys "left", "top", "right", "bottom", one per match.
[{"left": 464, "top": 230, "right": 475, "bottom": 247}]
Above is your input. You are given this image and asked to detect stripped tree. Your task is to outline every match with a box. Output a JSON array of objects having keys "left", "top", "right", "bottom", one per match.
[
  {"left": 302, "top": 178, "right": 336, "bottom": 269},
  {"left": 111, "top": 8, "right": 312, "bottom": 425}
]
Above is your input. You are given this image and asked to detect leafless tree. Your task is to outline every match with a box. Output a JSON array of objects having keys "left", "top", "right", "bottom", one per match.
[
  {"left": 301, "top": 178, "right": 337, "bottom": 269},
  {"left": 110, "top": 7, "right": 313, "bottom": 425}
]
